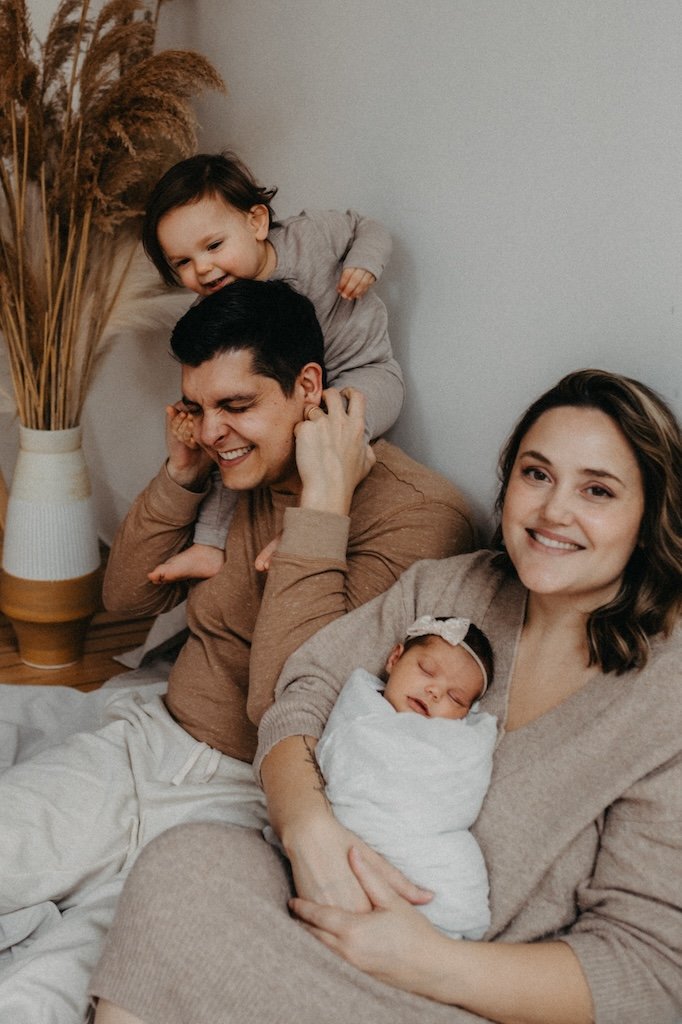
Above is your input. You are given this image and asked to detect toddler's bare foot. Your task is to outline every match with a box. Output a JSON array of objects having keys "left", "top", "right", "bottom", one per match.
[
  {"left": 148, "top": 544, "right": 225, "bottom": 583},
  {"left": 254, "top": 532, "right": 282, "bottom": 572}
]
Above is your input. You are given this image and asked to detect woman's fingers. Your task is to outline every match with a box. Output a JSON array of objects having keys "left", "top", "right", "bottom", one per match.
[{"left": 352, "top": 845, "right": 433, "bottom": 906}]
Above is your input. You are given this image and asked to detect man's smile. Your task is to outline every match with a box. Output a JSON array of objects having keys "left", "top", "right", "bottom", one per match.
[{"left": 218, "top": 444, "right": 255, "bottom": 463}]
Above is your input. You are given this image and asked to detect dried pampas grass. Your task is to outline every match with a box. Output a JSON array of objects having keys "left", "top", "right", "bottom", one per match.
[{"left": 0, "top": 0, "right": 224, "bottom": 428}]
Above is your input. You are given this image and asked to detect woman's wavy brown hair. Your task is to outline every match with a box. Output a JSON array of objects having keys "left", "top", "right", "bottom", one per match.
[{"left": 491, "top": 368, "right": 682, "bottom": 674}]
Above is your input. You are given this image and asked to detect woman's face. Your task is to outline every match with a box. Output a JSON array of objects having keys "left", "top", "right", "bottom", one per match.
[{"left": 501, "top": 406, "right": 645, "bottom": 612}]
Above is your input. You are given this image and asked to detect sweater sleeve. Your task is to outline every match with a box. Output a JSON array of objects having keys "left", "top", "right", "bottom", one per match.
[
  {"left": 246, "top": 487, "right": 474, "bottom": 727},
  {"left": 561, "top": 751, "right": 682, "bottom": 1024},
  {"left": 102, "top": 463, "right": 210, "bottom": 618},
  {"left": 314, "top": 209, "right": 392, "bottom": 281},
  {"left": 280, "top": 209, "right": 403, "bottom": 439},
  {"left": 253, "top": 553, "right": 489, "bottom": 779},
  {"left": 330, "top": 360, "right": 405, "bottom": 440}
]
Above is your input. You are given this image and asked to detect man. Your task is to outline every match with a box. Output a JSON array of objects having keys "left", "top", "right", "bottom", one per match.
[{"left": 0, "top": 281, "right": 474, "bottom": 1023}]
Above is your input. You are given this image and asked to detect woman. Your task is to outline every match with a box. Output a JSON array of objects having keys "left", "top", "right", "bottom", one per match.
[{"left": 92, "top": 369, "right": 682, "bottom": 1024}]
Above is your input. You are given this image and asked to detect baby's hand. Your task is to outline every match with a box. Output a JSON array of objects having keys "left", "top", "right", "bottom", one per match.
[
  {"left": 170, "top": 408, "right": 200, "bottom": 450},
  {"left": 337, "top": 267, "right": 376, "bottom": 301},
  {"left": 254, "top": 532, "right": 282, "bottom": 572},
  {"left": 165, "top": 403, "right": 212, "bottom": 489}
]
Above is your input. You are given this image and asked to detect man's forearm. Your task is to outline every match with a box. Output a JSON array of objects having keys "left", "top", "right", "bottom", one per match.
[{"left": 103, "top": 464, "right": 208, "bottom": 616}]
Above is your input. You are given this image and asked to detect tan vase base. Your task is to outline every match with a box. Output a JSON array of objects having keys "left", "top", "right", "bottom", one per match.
[{"left": 0, "top": 570, "right": 101, "bottom": 670}]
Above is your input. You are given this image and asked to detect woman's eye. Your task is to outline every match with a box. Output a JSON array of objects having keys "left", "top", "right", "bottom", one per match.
[
  {"left": 522, "top": 466, "right": 549, "bottom": 482},
  {"left": 585, "top": 485, "right": 613, "bottom": 499}
]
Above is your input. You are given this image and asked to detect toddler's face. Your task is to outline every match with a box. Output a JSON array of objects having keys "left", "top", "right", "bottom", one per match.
[
  {"left": 383, "top": 635, "right": 484, "bottom": 720},
  {"left": 157, "top": 194, "right": 272, "bottom": 296}
]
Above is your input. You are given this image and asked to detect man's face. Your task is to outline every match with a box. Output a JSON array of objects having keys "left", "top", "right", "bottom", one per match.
[{"left": 180, "top": 349, "right": 308, "bottom": 493}]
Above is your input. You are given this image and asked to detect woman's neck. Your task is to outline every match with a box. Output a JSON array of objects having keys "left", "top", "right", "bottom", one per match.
[
  {"left": 524, "top": 591, "right": 591, "bottom": 640},
  {"left": 505, "top": 593, "right": 596, "bottom": 732}
]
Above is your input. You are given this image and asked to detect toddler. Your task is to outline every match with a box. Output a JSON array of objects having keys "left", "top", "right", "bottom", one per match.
[
  {"left": 142, "top": 151, "right": 404, "bottom": 582},
  {"left": 315, "top": 615, "right": 497, "bottom": 940}
]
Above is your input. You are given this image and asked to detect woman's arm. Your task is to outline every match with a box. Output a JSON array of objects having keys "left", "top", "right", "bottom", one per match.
[
  {"left": 261, "top": 735, "right": 433, "bottom": 913},
  {"left": 290, "top": 847, "right": 594, "bottom": 1024}
]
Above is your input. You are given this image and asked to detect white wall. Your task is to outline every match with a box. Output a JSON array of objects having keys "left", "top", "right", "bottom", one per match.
[
  {"left": 159, "top": 0, "right": 682, "bottom": 531},
  {"left": 5, "top": 1, "right": 682, "bottom": 541}
]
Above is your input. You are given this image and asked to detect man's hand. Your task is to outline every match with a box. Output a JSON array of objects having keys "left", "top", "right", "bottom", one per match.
[
  {"left": 165, "top": 403, "right": 213, "bottom": 491},
  {"left": 337, "top": 267, "right": 376, "bottom": 300},
  {"left": 295, "top": 388, "right": 376, "bottom": 516}
]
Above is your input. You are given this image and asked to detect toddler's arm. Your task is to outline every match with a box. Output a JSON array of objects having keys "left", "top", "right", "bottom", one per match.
[{"left": 314, "top": 209, "right": 404, "bottom": 439}]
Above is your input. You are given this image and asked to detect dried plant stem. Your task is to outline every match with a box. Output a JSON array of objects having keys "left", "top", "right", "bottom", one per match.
[{"left": 0, "top": 0, "right": 225, "bottom": 430}]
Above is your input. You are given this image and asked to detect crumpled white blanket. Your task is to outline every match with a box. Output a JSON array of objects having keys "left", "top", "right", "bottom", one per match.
[
  {"left": 316, "top": 668, "right": 497, "bottom": 939},
  {"left": 0, "top": 664, "right": 172, "bottom": 772}
]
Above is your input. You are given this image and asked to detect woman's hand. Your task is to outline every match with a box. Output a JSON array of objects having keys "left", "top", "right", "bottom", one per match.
[
  {"left": 290, "top": 845, "right": 445, "bottom": 995},
  {"left": 286, "top": 813, "right": 433, "bottom": 914},
  {"left": 292, "top": 846, "right": 596, "bottom": 1024}
]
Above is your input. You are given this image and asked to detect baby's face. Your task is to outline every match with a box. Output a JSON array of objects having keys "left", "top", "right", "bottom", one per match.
[
  {"left": 157, "top": 194, "right": 272, "bottom": 297},
  {"left": 383, "top": 635, "right": 483, "bottom": 720}
]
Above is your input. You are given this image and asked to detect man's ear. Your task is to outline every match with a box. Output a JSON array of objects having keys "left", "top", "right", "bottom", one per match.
[
  {"left": 247, "top": 204, "right": 270, "bottom": 241},
  {"left": 385, "top": 642, "right": 404, "bottom": 674},
  {"left": 297, "top": 362, "right": 324, "bottom": 406}
]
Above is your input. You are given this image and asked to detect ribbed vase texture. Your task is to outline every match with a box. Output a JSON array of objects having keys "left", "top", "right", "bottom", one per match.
[
  {"left": 2, "top": 426, "right": 100, "bottom": 580},
  {"left": 0, "top": 426, "right": 101, "bottom": 668}
]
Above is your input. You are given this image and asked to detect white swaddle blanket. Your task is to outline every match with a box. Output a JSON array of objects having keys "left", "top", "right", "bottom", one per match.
[{"left": 316, "top": 668, "right": 497, "bottom": 939}]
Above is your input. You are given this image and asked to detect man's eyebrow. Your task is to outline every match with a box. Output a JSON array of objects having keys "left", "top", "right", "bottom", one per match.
[
  {"left": 217, "top": 392, "right": 257, "bottom": 406},
  {"left": 519, "top": 449, "right": 624, "bottom": 485}
]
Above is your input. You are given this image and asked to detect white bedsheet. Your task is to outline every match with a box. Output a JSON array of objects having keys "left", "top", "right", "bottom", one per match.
[{"left": 0, "top": 601, "right": 187, "bottom": 771}]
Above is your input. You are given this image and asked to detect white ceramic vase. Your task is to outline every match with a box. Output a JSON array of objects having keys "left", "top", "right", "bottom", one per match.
[{"left": 0, "top": 425, "right": 101, "bottom": 668}]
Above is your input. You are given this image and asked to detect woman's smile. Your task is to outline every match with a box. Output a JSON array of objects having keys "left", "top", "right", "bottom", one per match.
[{"left": 502, "top": 405, "right": 644, "bottom": 610}]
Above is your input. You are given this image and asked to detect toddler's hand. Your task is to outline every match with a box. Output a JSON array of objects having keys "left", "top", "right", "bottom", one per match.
[
  {"left": 255, "top": 533, "right": 282, "bottom": 572},
  {"left": 337, "top": 267, "right": 376, "bottom": 300},
  {"left": 170, "top": 408, "right": 200, "bottom": 449},
  {"left": 165, "top": 402, "right": 212, "bottom": 490}
]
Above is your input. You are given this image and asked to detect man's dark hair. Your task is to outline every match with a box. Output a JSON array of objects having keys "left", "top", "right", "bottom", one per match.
[{"left": 170, "top": 280, "right": 327, "bottom": 395}]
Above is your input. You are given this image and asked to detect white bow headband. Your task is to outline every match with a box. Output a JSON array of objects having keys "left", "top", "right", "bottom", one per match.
[{"left": 404, "top": 615, "right": 489, "bottom": 697}]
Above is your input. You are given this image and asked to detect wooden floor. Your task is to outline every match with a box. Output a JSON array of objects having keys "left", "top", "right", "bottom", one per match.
[
  {"left": 0, "top": 513, "right": 158, "bottom": 693},
  {"left": 0, "top": 522, "right": 155, "bottom": 691},
  {"left": 0, "top": 607, "right": 156, "bottom": 691}
]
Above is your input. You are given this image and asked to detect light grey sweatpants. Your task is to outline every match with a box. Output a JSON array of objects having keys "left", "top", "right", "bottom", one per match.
[{"left": 0, "top": 694, "right": 267, "bottom": 1024}]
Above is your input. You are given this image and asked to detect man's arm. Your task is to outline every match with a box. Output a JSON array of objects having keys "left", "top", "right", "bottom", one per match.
[
  {"left": 102, "top": 463, "right": 210, "bottom": 617},
  {"left": 247, "top": 394, "right": 474, "bottom": 724}
]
